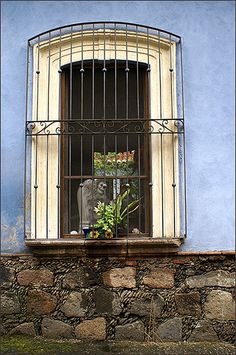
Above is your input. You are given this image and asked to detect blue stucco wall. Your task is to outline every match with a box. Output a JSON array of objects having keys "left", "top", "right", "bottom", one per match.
[{"left": 1, "top": 1, "right": 235, "bottom": 253}]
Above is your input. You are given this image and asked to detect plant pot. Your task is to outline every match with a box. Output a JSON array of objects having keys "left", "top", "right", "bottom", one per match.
[{"left": 83, "top": 228, "right": 113, "bottom": 239}]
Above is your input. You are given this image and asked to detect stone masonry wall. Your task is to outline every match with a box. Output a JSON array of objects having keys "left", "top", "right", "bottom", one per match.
[{"left": 0, "top": 254, "right": 235, "bottom": 343}]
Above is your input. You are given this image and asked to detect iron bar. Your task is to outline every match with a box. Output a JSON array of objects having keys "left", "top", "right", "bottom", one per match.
[
  {"left": 103, "top": 24, "right": 106, "bottom": 220},
  {"left": 126, "top": 134, "right": 130, "bottom": 237},
  {"left": 160, "top": 133, "right": 164, "bottom": 238},
  {"left": 57, "top": 28, "right": 62, "bottom": 239},
  {"left": 80, "top": 136, "right": 83, "bottom": 234},
  {"left": 68, "top": 26, "right": 73, "bottom": 233},
  {"left": 125, "top": 25, "right": 129, "bottom": 120},
  {"left": 91, "top": 134, "right": 95, "bottom": 233},
  {"left": 136, "top": 26, "right": 140, "bottom": 119},
  {"left": 115, "top": 135, "right": 118, "bottom": 238},
  {"left": 69, "top": 28, "right": 73, "bottom": 120},
  {"left": 91, "top": 24, "right": 95, "bottom": 234},
  {"left": 125, "top": 25, "right": 130, "bottom": 237},
  {"left": 103, "top": 23, "right": 106, "bottom": 121},
  {"left": 28, "top": 21, "right": 181, "bottom": 42},
  {"left": 27, "top": 118, "right": 183, "bottom": 125},
  {"left": 64, "top": 175, "right": 148, "bottom": 179},
  {"left": 34, "top": 36, "right": 40, "bottom": 239},
  {"left": 46, "top": 135, "right": 49, "bottom": 239},
  {"left": 57, "top": 135, "right": 61, "bottom": 238},
  {"left": 45, "top": 32, "right": 51, "bottom": 239},
  {"left": 136, "top": 25, "right": 141, "bottom": 235},
  {"left": 172, "top": 133, "right": 176, "bottom": 238},
  {"left": 27, "top": 131, "right": 184, "bottom": 137},
  {"left": 158, "top": 31, "right": 163, "bottom": 121},
  {"left": 36, "top": 36, "right": 40, "bottom": 121},
  {"left": 80, "top": 25, "right": 84, "bottom": 235},
  {"left": 147, "top": 27, "right": 152, "bottom": 236},
  {"left": 114, "top": 24, "right": 118, "bottom": 238},
  {"left": 170, "top": 34, "right": 176, "bottom": 238},
  {"left": 47, "top": 32, "right": 51, "bottom": 121},
  {"left": 34, "top": 136, "right": 38, "bottom": 239},
  {"left": 114, "top": 24, "right": 117, "bottom": 120},
  {"left": 180, "top": 38, "right": 187, "bottom": 237},
  {"left": 92, "top": 24, "right": 95, "bottom": 120},
  {"left": 158, "top": 30, "right": 164, "bottom": 238},
  {"left": 169, "top": 35, "right": 174, "bottom": 119},
  {"left": 103, "top": 134, "right": 106, "bottom": 218},
  {"left": 138, "top": 134, "right": 141, "bottom": 235},
  {"left": 81, "top": 25, "right": 84, "bottom": 120}
]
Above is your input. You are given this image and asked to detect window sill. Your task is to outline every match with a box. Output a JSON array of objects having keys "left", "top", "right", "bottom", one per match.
[{"left": 25, "top": 237, "right": 184, "bottom": 256}]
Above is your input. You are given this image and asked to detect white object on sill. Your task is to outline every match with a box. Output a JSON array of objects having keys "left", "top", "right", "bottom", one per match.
[{"left": 132, "top": 228, "right": 140, "bottom": 234}]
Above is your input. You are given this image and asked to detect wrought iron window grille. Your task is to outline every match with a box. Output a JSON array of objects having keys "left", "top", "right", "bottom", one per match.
[{"left": 24, "top": 22, "right": 187, "bottom": 243}]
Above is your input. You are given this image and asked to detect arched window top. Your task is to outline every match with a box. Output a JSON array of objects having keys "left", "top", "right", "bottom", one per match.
[{"left": 28, "top": 21, "right": 182, "bottom": 45}]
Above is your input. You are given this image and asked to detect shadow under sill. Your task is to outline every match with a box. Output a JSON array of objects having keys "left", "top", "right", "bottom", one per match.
[{"left": 25, "top": 237, "right": 184, "bottom": 256}]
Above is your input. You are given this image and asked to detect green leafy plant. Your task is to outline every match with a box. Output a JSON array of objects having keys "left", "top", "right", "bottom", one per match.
[{"left": 94, "top": 190, "right": 140, "bottom": 235}]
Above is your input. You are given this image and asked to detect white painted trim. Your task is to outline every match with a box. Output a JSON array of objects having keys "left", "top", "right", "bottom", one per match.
[{"left": 30, "top": 30, "right": 180, "bottom": 239}]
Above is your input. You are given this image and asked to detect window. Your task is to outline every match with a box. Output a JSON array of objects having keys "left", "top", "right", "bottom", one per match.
[
  {"left": 25, "top": 22, "right": 186, "bottom": 245},
  {"left": 61, "top": 61, "right": 151, "bottom": 237}
]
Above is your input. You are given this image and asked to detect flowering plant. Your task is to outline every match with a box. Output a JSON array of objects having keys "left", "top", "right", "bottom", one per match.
[
  {"left": 94, "top": 190, "right": 140, "bottom": 236},
  {"left": 84, "top": 228, "right": 113, "bottom": 239}
]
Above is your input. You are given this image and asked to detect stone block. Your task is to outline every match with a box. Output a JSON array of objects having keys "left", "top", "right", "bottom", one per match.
[
  {"left": 143, "top": 268, "right": 175, "bottom": 288},
  {"left": 94, "top": 288, "right": 122, "bottom": 315},
  {"left": 42, "top": 318, "right": 73, "bottom": 339},
  {"left": 175, "top": 292, "right": 201, "bottom": 317},
  {"left": 188, "top": 320, "right": 218, "bottom": 342},
  {"left": 10, "top": 322, "right": 36, "bottom": 336},
  {"left": 1, "top": 293, "right": 20, "bottom": 315},
  {"left": 61, "top": 292, "right": 87, "bottom": 317},
  {"left": 128, "top": 295, "right": 164, "bottom": 317},
  {"left": 0, "top": 265, "right": 15, "bottom": 286},
  {"left": 17, "top": 268, "right": 54, "bottom": 287},
  {"left": 204, "top": 290, "right": 235, "bottom": 320},
  {"left": 157, "top": 318, "right": 182, "bottom": 342},
  {"left": 115, "top": 321, "right": 145, "bottom": 341},
  {"left": 102, "top": 267, "right": 136, "bottom": 288},
  {"left": 62, "top": 267, "right": 99, "bottom": 289},
  {"left": 27, "top": 290, "right": 57, "bottom": 315},
  {"left": 186, "top": 270, "right": 235, "bottom": 288},
  {"left": 125, "top": 260, "right": 137, "bottom": 267},
  {"left": 75, "top": 317, "right": 106, "bottom": 340}
]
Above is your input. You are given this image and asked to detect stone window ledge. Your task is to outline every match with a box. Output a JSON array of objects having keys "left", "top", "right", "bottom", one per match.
[{"left": 25, "top": 238, "right": 184, "bottom": 256}]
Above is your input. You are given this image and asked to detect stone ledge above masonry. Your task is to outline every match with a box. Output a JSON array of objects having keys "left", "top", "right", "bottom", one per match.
[{"left": 25, "top": 238, "right": 184, "bottom": 256}]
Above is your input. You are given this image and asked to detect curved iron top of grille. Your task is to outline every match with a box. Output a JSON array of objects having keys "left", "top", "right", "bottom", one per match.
[{"left": 28, "top": 21, "right": 181, "bottom": 43}]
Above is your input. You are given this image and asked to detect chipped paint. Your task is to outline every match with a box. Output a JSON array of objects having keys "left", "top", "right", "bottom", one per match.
[{"left": 1, "top": 215, "right": 27, "bottom": 253}]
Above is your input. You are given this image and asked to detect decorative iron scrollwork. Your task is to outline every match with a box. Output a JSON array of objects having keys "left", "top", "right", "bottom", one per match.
[{"left": 26, "top": 119, "right": 184, "bottom": 136}]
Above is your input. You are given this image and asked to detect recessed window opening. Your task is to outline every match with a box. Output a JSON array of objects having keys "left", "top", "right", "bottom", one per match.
[
  {"left": 61, "top": 60, "right": 151, "bottom": 237},
  {"left": 24, "top": 22, "right": 187, "bottom": 243}
]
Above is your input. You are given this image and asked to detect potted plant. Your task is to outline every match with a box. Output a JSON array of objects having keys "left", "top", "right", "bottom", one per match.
[{"left": 83, "top": 190, "right": 139, "bottom": 239}]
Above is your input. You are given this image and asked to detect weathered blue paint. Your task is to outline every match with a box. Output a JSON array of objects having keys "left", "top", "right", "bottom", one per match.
[{"left": 1, "top": 1, "right": 235, "bottom": 252}]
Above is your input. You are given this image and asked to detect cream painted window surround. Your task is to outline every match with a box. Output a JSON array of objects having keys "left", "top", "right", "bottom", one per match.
[{"left": 29, "top": 29, "right": 180, "bottom": 239}]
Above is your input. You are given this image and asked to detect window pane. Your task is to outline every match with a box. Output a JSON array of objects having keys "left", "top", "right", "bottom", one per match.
[{"left": 62, "top": 61, "right": 150, "bottom": 236}]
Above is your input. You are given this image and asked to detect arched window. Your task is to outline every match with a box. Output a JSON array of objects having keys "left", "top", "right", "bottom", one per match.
[{"left": 25, "top": 22, "right": 187, "bottom": 248}]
